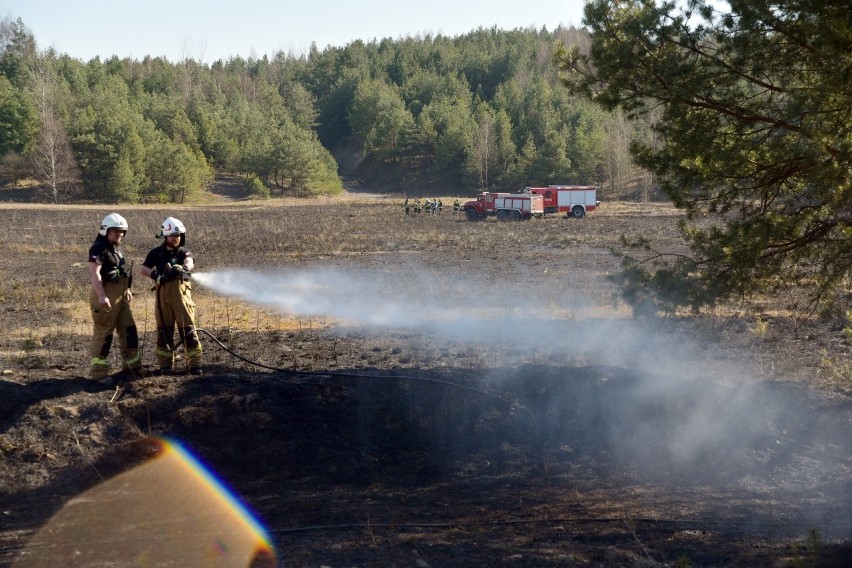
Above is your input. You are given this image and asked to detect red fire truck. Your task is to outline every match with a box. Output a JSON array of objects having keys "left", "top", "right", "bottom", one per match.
[
  {"left": 527, "top": 185, "right": 600, "bottom": 218},
  {"left": 463, "top": 192, "right": 544, "bottom": 221}
]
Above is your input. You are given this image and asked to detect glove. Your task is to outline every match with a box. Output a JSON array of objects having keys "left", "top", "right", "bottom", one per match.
[
  {"left": 151, "top": 266, "right": 177, "bottom": 284},
  {"left": 168, "top": 264, "right": 192, "bottom": 282}
]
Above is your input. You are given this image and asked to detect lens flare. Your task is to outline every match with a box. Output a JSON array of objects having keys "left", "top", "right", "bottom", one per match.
[{"left": 14, "top": 438, "right": 274, "bottom": 567}]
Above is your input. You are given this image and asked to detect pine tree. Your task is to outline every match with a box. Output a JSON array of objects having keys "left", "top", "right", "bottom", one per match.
[{"left": 561, "top": 0, "right": 852, "bottom": 315}]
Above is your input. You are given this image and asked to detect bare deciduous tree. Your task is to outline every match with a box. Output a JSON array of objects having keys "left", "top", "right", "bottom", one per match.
[
  {"left": 30, "top": 59, "right": 80, "bottom": 203},
  {"left": 473, "top": 113, "right": 495, "bottom": 190}
]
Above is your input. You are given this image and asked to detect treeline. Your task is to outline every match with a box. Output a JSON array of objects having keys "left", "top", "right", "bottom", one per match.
[{"left": 0, "top": 17, "right": 649, "bottom": 203}]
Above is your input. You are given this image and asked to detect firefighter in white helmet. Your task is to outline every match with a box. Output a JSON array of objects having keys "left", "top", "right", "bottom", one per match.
[
  {"left": 87, "top": 213, "right": 141, "bottom": 384},
  {"left": 139, "top": 217, "right": 203, "bottom": 376}
]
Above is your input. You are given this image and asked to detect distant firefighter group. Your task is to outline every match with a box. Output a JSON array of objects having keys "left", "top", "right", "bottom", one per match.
[{"left": 404, "top": 197, "right": 461, "bottom": 215}]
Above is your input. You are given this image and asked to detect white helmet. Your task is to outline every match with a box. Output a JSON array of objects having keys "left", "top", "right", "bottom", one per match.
[
  {"left": 159, "top": 217, "right": 185, "bottom": 237},
  {"left": 99, "top": 213, "right": 128, "bottom": 236},
  {"left": 159, "top": 217, "right": 186, "bottom": 246}
]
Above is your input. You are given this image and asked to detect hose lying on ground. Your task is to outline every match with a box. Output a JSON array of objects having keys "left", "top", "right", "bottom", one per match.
[{"left": 193, "top": 328, "right": 530, "bottom": 415}]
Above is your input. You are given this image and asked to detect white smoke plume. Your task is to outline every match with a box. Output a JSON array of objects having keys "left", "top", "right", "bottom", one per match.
[{"left": 192, "top": 265, "right": 852, "bottom": 536}]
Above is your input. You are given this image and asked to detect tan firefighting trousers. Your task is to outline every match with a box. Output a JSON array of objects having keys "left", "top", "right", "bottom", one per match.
[
  {"left": 154, "top": 279, "right": 202, "bottom": 372},
  {"left": 89, "top": 279, "right": 140, "bottom": 380}
]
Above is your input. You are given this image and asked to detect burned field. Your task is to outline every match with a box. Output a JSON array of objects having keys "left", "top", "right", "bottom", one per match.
[{"left": 0, "top": 200, "right": 850, "bottom": 566}]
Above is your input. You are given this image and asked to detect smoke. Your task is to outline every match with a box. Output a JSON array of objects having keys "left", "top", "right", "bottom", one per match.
[{"left": 193, "top": 265, "right": 851, "bottom": 535}]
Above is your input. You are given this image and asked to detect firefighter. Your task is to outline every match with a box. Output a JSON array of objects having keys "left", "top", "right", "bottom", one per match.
[
  {"left": 140, "top": 217, "right": 203, "bottom": 376},
  {"left": 453, "top": 198, "right": 460, "bottom": 215},
  {"left": 404, "top": 197, "right": 410, "bottom": 215},
  {"left": 87, "top": 213, "right": 141, "bottom": 384}
]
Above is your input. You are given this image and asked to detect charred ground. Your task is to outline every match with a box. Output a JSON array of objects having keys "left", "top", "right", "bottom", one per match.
[{"left": 0, "top": 199, "right": 850, "bottom": 567}]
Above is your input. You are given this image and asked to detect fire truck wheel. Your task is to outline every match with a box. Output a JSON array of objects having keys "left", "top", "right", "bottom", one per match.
[
  {"left": 509, "top": 210, "right": 521, "bottom": 221},
  {"left": 571, "top": 205, "right": 585, "bottom": 218},
  {"left": 496, "top": 210, "right": 508, "bottom": 222},
  {"left": 465, "top": 209, "right": 479, "bottom": 221}
]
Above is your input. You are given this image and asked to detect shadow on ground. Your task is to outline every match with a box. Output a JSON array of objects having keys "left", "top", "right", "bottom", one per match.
[{"left": 2, "top": 361, "right": 850, "bottom": 566}]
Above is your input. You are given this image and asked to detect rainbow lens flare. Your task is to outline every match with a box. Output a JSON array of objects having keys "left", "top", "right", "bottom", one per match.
[{"left": 13, "top": 438, "right": 275, "bottom": 567}]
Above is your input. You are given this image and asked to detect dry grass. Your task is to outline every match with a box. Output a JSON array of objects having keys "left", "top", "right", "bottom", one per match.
[{"left": 0, "top": 198, "right": 848, "bottom": 391}]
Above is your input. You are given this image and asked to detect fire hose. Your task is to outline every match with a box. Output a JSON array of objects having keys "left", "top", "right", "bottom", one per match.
[
  {"left": 133, "top": 320, "right": 527, "bottom": 416},
  {"left": 137, "top": 268, "right": 523, "bottom": 412},
  {"left": 192, "top": 328, "right": 530, "bottom": 416}
]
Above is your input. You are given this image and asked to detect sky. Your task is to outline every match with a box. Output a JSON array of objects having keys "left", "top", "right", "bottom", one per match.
[{"left": 3, "top": 0, "right": 589, "bottom": 63}]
